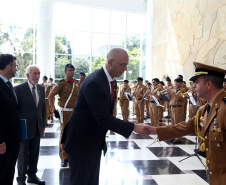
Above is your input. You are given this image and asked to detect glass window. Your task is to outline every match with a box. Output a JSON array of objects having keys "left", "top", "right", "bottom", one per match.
[
  {"left": 0, "top": 26, "right": 13, "bottom": 54},
  {"left": 126, "top": 59, "right": 139, "bottom": 80},
  {"left": 74, "top": 32, "right": 91, "bottom": 55},
  {"left": 92, "top": 56, "right": 106, "bottom": 72},
  {"left": 127, "top": 35, "right": 140, "bottom": 59},
  {"left": 0, "top": 0, "right": 13, "bottom": 25},
  {"left": 111, "top": 11, "right": 126, "bottom": 35},
  {"left": 55, "top": 31, "right": 73, "bottom": 54},
  {"left": 92, "top": 33, "right": 109, "bottom": 57},
  {"left": 127, "top": 13, "right": 141, "bottom": 36},
  {"left": 74, "top": 56, "right": 90, "bottom": 78},
  {"left": 55, "top": 4, "right": 92, "bottom": 31},
  {"left": 92, "top": 8, "right": 110, "bottom": 33},
  {"left": 55, "top": 55, "right": 72, "bottom": 79},
  {"left": 14, "top": 52, "right": 33, "bottom": 78},
  {"left": 110, "top": 35, "right": 125, "bottom": 49}
]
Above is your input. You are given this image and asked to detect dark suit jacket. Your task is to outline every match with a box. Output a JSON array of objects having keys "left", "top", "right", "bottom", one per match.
[
  {"left": 62, "top": 67, "right": 134, "bottom": 160},
  {"left": 14, "top": 81, "right": 46, "bottom": 139},
  {"left": 0, "top": 78, "right": 20, "bottom": 148}
]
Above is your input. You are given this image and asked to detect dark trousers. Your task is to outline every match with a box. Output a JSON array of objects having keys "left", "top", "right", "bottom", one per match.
[
  {"left": 68, "top": 153, "right": 101, "bottom": 185},
  {"left": 0, "top": 144, "right": 20, "bottom": 185},
  {"left": 17, "top": 129, "right": 40, "bottom": 182}
]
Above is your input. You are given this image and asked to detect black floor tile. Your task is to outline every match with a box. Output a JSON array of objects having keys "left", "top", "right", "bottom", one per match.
[
  {"left": 131, "top": 160, "right": 184, "bottom": 175},
  {"left": 126, "top": 133, "right": 153, "bottom": 139},
  {"left": 41, "top": 132, "right": 60, "bottom": 138},
  {"left": 193, "top": 170, "right": 209, "bottom": 183},
  {"left": 106, "top": 141, "right": 140, "bottom": 149},
  {"left": 164, "top": 137, "right": 195, "bottom": 145},
  {"left": 41, "top": 169, "right": 70, "bottom": 185},
  {"left": 39, "top": 146, "right": 59, "bottom": 155},
  {"left": 102, "top": 179, "right": 157, "bottom": 185},
  {"left": 148, "top": 147, "right": 189, "bottom": 157}
]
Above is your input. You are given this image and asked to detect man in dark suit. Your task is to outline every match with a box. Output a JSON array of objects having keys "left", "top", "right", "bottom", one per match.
[
  {"left": 62, "top": 48, "right": 149, "bottom": 185},
  {"left": 0, "top": 54, "right": 20, "bottom": 185},
  {"left": 15, "top": 65, "right": 46, "bottom": 185}
]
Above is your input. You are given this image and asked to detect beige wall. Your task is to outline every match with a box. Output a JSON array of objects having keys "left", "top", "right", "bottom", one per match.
[{"left": 152, "top": 0, "right": 226, "bottom": 83}]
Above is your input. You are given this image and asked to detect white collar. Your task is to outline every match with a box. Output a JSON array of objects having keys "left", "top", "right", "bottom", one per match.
[
  {"left": 103, "top": 64, "right": 114, "bottom": 83},
  {"left": 27, "top": 80, "right": 37, "bottom": 89}
]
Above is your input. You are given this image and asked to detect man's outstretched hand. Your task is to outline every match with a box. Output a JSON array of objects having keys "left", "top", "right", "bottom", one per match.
[
  {"left": 133, "top": 124, "right": 151, "bottom": 137},
  {"left": 142, "top": 125, "right": 157, "bottom": 135}
]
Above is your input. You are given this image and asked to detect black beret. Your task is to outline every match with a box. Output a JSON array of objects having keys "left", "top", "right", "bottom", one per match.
[
  {"left": 65, "top": 64, "right": 75, "bottom": 70},
  {"left": 159, "top": 81, "right": 165, "bottom": 85},
  {"left": 132, "top": 80, "right": 137, "bottom": 83},
  {"left": 137, "top": 77, "right": 143, "bottom": 81},
  {"left": 152, "top": 78, "right": 159, "bottom": 83},
  {"left": 80, "top": 72, "right": 85, "bottom": 76},
  {"left": 124, "top": 80, "right": 129, "bottom": 83},
  {"left": 166, "top": 77, "right": 171, "bottom": 81},
  {"left": 174, "top": 78, "right": 183, "bottom": 83}
]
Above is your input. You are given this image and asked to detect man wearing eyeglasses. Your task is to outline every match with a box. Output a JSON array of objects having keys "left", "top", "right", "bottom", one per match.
[{"left": 61, "top": 48, "right": 150, "bottom": 185}]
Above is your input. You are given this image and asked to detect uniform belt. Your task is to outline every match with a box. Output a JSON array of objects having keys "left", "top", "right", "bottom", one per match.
[
  {"left": 150, "top": 101, "right": 155, "bottom": 103},
  {"left": 59, "top": 107, "right": 73, "bottom": 111},
  {"left": 171, "top": 105, "right": 182, "bottom": 108},
  {"left": 123, "top": 99, "right": 128, "bottom": 100}
]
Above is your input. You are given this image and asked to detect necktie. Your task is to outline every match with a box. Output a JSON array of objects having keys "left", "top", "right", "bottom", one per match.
[
  {"left": 6, "top": 81, "right": 18, "bottom": 104},
  {"left": 32, "top": 86, "right": 37, "bottom": 107},
  {"left": 110, "top": 81, "right": 114, "bottom": 103},
  {"left": 206, "top": 103, "right": 211, "bottom": 116}
]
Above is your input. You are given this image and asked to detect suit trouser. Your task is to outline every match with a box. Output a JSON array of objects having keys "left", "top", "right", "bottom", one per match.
[
  {"left": 0, "top": 144, "right": 20, "bottom": 185},
  {"left": 170, "top": 106, "right": 184, "bottom": 140},
  {"left": 121, "top": 100, "right": 129, "bottom": 121},
  {"left": 149, "top": 102, "right": 159, "bottom": 127},
  {"left": 17, "top": 129, "right": 40, "bottom": 181},
  {"left": 68, "top": 153, "right": 101, "bottom": 185},
  {"left": 144, "top": 100, "right": 150, "bottom": 117},
  {"left": 59, "top": 111, "right": 73, "bottom": 160},
  {"left": 135, "top": 101, "right": 144, "bottom": 123}
]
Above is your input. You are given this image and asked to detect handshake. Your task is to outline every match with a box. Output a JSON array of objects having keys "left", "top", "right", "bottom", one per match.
[{"left": 133, "top": 124, "right": 157, "bottom": 137}]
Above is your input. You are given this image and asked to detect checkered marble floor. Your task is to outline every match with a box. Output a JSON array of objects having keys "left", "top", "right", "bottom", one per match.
[{"left": 13, "top": 105, "right": 209, "bottom": 185}]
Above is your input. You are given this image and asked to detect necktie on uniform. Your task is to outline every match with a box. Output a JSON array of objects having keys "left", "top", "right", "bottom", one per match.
[
  {"left": 110, "top": 81, "right": 114, "bottom": 103},
  {"left": 206, "top": 103, "right": 211, "bottom": 116},
  {"left": 32, "top": 86, "right": 37, "bottom": 107},
  {"left": 6, "top": 81, "right": 18, "bottom": 104}
]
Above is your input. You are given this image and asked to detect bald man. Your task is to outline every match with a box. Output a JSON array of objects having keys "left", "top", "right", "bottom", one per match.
[{"left": 61, "top": 48, "right": 150, "bottom": 185}]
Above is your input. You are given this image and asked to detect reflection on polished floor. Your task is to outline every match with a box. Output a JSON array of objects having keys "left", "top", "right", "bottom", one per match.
[{"left": 13, "top": 106, "right": 209, "bottom": 185}]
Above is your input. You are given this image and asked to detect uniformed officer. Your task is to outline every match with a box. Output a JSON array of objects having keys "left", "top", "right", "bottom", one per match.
[
  {"left": 131, "top": 80, "right": 138, "bottom": 115},
  {"left": 167, "top": 78, "right": 186, "bottom": 144},
  {"left": 165, "top": 77, "right": 173, "bottom": 118},
  {"left": 147, "top": 78, "right": 161, "bottom": 127},
  {"left": 158, "top": 81, "right": 165, "bottom": 122},
  {"left": 144, "top": 80, "right": 150, "bottom": 119},
  {"left": 143, "top": 62, "right": 226, "bottom": 185},
  {"left": 48, "top": 64, "right": 80, "bottom": 167},
  {"left": 48, "top": 78, "right": 55, "bottom": 122},
  {"left": 120, "top": 80, "right": 131, "bottom": 121},
  {"left": 42, "top": 76, "right": 55, "bottom": 124},
  {"left": 79, "top": 72, "right": 86, "bottom": 85},
  {"left": 132, "top": 77, "right": 146, "bottom": 123}
]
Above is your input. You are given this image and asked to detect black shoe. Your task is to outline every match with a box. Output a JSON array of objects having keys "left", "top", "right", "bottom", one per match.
[
  {"left": 27, "top": 175, "right": 45, "bottom": 185},
  {"left": 169, "top": 139, "right": 175, "bottom": 143},
  {"left": 17, "top": 182, "right": 26, "bottom": 185},
  {"left": 61, "top": 160, "right": 67, "bottom": 167},
  {"left": 173, "top": 140, "right": 181, "bottom": 144},
  {"left": 51, "top": 117, "right": 53, "bottom": 122}
]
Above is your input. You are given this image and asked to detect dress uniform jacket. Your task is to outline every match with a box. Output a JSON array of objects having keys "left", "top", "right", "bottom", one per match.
[
  {"left": 120, "top": 86, "right": 131, "bottom": 121},
  {"left": 157, "top": 89, "right": 226, "bottom": 185},
  {"left": 134, "top": 84, "right": 146, "bottom": 123}
]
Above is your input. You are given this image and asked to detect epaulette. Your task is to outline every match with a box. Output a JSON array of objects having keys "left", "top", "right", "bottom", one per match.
[
  {"left": 58, "top": 79, "right": 64, "bottom": 82},
  {"left": 222, "top": 97, "right": 226, "bottom": 104}
]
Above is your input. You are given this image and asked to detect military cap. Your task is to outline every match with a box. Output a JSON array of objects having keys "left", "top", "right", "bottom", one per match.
[
  {"left": 65, "top": 63, "right": 75, "bottom": 70},
  {"left": 137, "top": 77, "right": 143, "bottom": 81},
  {"left": 178, "top": 74, "right": 183, "bottom": 79},
  {"left": 124, "top": 80, "right": 129, "bottom": 83},
  {"left": 174, "top": 78, "right": 183, "bottom": 83},
  {"left": 190, "top": 62, "right": 226, "bottom": 82},
  {"left": 159, "top": 81, "right": 165, "bottom": 85},
  {"left": 152, "top": 78, "right": 160, "bottom": 83},
  {"left": 80, "top": 72, "right": 86, "bottom": 76},
  {"left": 166, "top": 76, "right": 171, "bottom": 81}
]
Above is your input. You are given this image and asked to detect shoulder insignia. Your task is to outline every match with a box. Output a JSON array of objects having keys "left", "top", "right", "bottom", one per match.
[{"left": 222, "top": 97, "right": 226, "bottom": 104}]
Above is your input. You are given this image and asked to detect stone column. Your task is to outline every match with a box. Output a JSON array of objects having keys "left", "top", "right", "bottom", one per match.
[
  {"left": 145, "top": 0, "right": 154, "bottom": 81},
  {"left": 37, "top": 0, "right": 55, "bottom": 80}
]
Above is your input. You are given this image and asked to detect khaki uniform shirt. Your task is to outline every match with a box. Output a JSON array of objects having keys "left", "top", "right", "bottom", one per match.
[
  {"left": 51, "top": 78, "right": 80, "bottom": 108},
  {"left": 157, "top": 89, "right": 226, "bottom": 185},
  {"left": 169, "top": 88, "right": 184, "bottom": 106},
  {"left": 134, "top": 84, "right": 146, "bottom": 100},
  {"left": 120, "top": 86, "right": 131, "bottom": 100}
]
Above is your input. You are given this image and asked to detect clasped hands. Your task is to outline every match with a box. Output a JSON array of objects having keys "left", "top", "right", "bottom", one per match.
[{"left": 133, "top": 124, "right": 157, "bottom": 137}]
